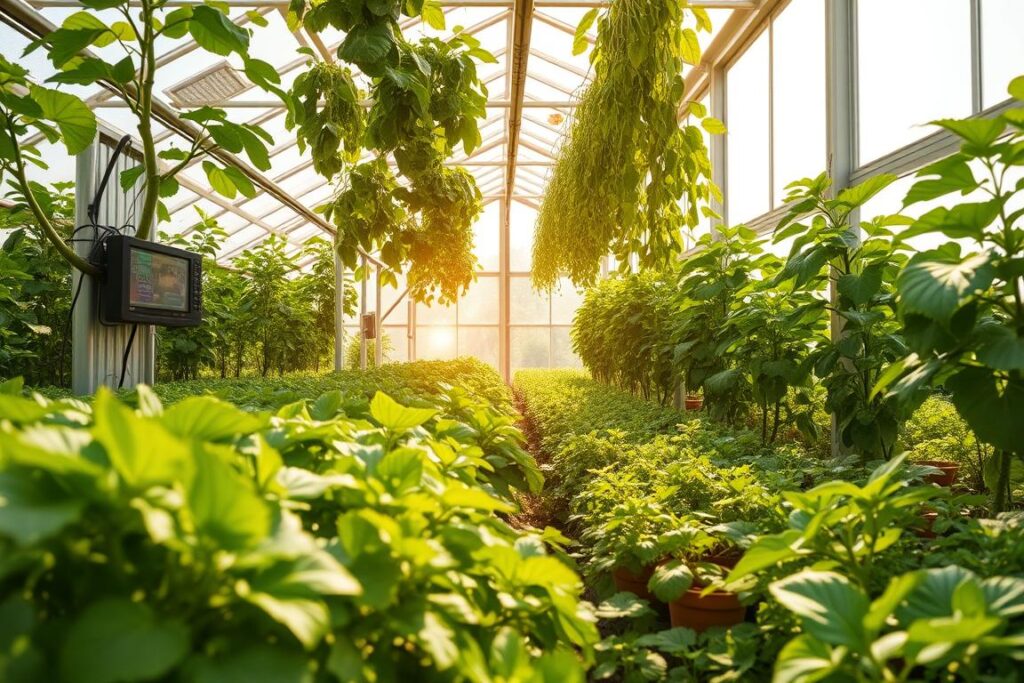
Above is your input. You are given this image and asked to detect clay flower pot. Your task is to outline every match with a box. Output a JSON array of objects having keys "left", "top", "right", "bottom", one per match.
[
  {"left": 669, "top": 587, "right": 745, "bottom": 632},
  {"left": 918, "top": 460, "right": 959, "bottom": 487},
  {"left": 684, "top": 396, "right": 703, "bottom": 411},
  {"left": 914, "top": 510, "right": 939, "bottom": 539},
  {"left": 612, "top": 565, "right": 657, "bottom": 602}
]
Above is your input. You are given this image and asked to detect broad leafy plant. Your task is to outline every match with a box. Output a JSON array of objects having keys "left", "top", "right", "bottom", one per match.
[
  {"left": 878, "top": 77, "right": 1024, "bottom": 512},
  {"left": 774, "top": 173, "right": 917, "bottom": 460}
]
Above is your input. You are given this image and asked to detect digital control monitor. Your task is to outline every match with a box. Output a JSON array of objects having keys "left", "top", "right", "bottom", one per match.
[{"left": 99, "top": 236, "right": 202, "bottom": 327}]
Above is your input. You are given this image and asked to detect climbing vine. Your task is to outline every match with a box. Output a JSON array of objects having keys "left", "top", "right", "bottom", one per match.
[{"left": 532, "top": 0, "right": 721, "bottom": 289}]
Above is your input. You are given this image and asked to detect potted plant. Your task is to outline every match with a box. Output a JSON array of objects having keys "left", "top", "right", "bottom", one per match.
[
  {"left": 916, "top": 459, "right": 960, "bottom": 487},
  {"left": 684, "top": 393, "right": 704, "bottom": 411}
]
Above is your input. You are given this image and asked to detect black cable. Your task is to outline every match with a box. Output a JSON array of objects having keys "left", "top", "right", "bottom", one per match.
[
  {"left": 118, "top": 324, "right": 138, "bottom": 389},
  {"left": 58, "top": 135, "right": 134, "bottom": 387}
]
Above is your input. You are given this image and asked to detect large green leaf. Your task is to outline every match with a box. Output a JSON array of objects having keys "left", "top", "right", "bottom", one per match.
[
  {"left": 28, "top": 85, "right": 96, "bottom": 155},
  {"left": 338, "top": 23, "right": 395, "bottom": 67},
  {"left": 773, "top": 635, "right": 841, "bottom": 683},
  {"left": 980, "top": 576, "right": 1024, "bottom": 618},
  {"left": 572, "top": 8, "right": 598, "bottom": 56},
  {"left": 369, "top": 392, "right": 436, "bottom": 430},
  {"left": 192, "top": 647, "right": 313, "bottom": 683},
  {"left": 897, "top": 253, "right": 994, "bottom": 322},
  {"left": 933, "top": 117, "right": 1006, "bottom": 149},
  {"left": 836, "top": 174, "right": 897, "bottom": 209},
  {"left": 975, "top": 324, "right": 1024, "bottom": 371},
  {"left": 92, "top": 388, "right": 192, "bottom": 488},
  {"left": 896, "top": 566, "right": 974, "bottom": 622},
  {"left": 904, "top": 156, "right": 978, "bottom": 206},
  {"left": 59, "top": 599, "right": 189, "bottom": 683},
  {"left": 647, "top": 559, "right": 693, "bottom": 602},
  {"left": 162, "top": 395, "right": 264, "bottom": 441},
  {"left": 0, "top": 471, "right": 83, "bottom": 545},
  {"left": 946, "top": 367, "right": 1024, "bottom": 453},
  {"left": 770, "top": 570, "right": 869, "bottom": 651},
  {"left": 189, "top": 446, "right": 270, "bottom": 549},
  {"left": 727, "top": 529, "right": 803, "bottom": 582},
  {"left": 189, "top": 5, "right": 250, "bottom": 56}
]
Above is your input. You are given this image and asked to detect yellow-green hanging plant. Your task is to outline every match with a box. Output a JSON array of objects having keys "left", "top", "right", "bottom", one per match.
[{"left": 532, "top": 0, "right": 722, "bottom": 289}]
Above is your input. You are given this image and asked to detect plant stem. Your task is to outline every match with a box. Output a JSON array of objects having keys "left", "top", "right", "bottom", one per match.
[{"left": 135, "top": 0, "right": 159, "bottom": 240}]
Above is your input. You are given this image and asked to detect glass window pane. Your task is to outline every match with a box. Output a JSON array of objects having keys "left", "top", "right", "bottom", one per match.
[
  {"left": 511, "top": 327, "right": 550, "bottom": 371},
  {"left": 509, "top": 201, "right": 537, "bottom": 272},
  {"left": 417, "top": 300, "right": 456, "bottom": 325},
  {"left": 383, "top": 326, "right": 409, "bottom": 362},
  {"left": 981, "top": 0, "right": 1024, "bottom": 107},
  {"left": 510, "top": 277, "right": 550, "bottom": 324},
  {"left": 858, "top": 0, "right": 972, "bottom": 163},
  {"left": 726, "top": 30, "right": 770, "bottom": 223},
  {"left": 458, "top": 327, "right": 500, "bottom": 369},
  {"left": 474, "top": 201, "right": 501, "bottom": 272},
  {"left": 551, "top": 327, "right": 582, "bottom": 368},
  {"left": 772, "top": 0, "right": 825, "bottom": 201},
  {"left": 459, "top": 276, "right": 500, "bottom": 325},
  {"left": 417, "top": 326, "right": 457, "bottom": 360},
  {"left": 551, "top": 279, "right": 584, "bottom": 325}
]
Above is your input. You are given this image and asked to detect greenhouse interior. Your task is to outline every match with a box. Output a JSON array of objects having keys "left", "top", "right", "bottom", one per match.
[{"left": 1, "top": 0, "right": 1024, "bottom": 680}]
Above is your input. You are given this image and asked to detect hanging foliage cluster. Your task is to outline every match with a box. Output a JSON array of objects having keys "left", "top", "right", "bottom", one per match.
[
  {"left": 286, "top": 1, "right": 492, "bottom": 304},
  {"left": 532, "top": 0, "right": 722, "bottom": 289}
]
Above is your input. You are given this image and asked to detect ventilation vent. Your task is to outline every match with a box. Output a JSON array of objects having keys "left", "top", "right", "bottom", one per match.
[{"left": 164, "top": 61, "right": 252, "bottom": 107}]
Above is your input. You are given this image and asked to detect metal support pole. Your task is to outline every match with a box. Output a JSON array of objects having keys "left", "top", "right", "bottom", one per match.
[
  {"left": 825, "top": 0, "right": 857, "bottom": 457},
  {"left": 375, "top": 263, "right": 383, "bottom": 367},
  {"left": 359, "top": 256, "right": 368, "bottom": 371},
  {"left": 333, "top": 249, "right": 345, "bottom": 373},
  {"left": 709, "top": 65, "right": 728, "bottom": 236}
]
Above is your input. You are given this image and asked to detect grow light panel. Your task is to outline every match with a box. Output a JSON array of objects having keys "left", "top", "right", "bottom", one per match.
[{"left": 164, "top": 61, "right": 251, "bottom": 108}]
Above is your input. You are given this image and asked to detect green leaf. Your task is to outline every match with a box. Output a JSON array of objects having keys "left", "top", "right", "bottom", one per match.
[
  {"left": 701, "top": 117, "right": 726, "bottom": 135},
  {"left": 421, "top": 0, "right": 445, "bottom": 30},
  {"left": 192, "top": 647, "right": 312, "bottom": 683},
  {"left": 933, "top": 117, "right": 1006, "bottom": 148},
  {"left": 189, "top": 446, "right": 270, "bottom": 550},
  {"left": 92, "top": 388, "right": 192, "bottom": 488},
  {"left": 836, "top": 174, "right": 897, "bottom": 209},
  {"left": 837, "top": 264, "right": 883, "bottom": 306},
  {"left": 980, "top": 576, "right": 1024, "bottom": 618},
  {"left": 29, "top": 85, "right": 96, "bottom": 155},
  {"left": 898, "top": 201, "right": 1001, "bottom": 243},
  {"left": 773, "top": 634, "right": 840, "bottom": 683},
  {"left": 441, "top": 483, "right": 514, "bottom": 513},
  {"left": 727, "top": 529, "right": 802, "bottom": 582},
  {"left": 59, "top": 599, "right": 189, "bottom": 683},
  {"left": 338, "top": 23, "right": 395, "bottom": 67},
  {"left": 770, "top": 570, "right": 869, "bottom": 651},
  {"left": 648, "top": 559, "right": 693, "bottom": 602},
  {"left": 223, "top": 166, "right": 257, "bottom": 198},
  {"left": 162, "top": 396, "right": 264, "bottom": 441},
  {"left": 376, "top": 447, "right": 423, "bottom": 494},
  {"left": 865, "top": 572, "right": 924, "bottom": 632},
  {"left": 594, "top": 592, "right": 655, "bottom": 619},
  {"left": 369, "top": 391, "right": 436, "bottom": 430},
  {"left": 896, "top": 566, "right": 974, "bottom": 622},
  {"left": 897, "top": 253, "right": 994, "bottom": 322},
  {"left": 634, "top": 628, "right": 696, "bottom": 654},
  {"left": 572, "top": 8, "right": 598, "bottom": 56},
  {"left": 203, "top": 160, "right": 237, "bottom": 199},
  {"left": 904, "top": 156, "right": 978, "bottom": 206},
  {"left": 680, "top": 28, "right": 700, "bottom": 66},
  {"left": 119, "top": 165, "right": 144, "bottom": 191},
  {"left": 0, "top": 471, "right": 84, "bottom": 545},
  {"left": 975, "top": 324, "right": 1024, "bottom": 371},
  {"left": 189, "top": 5, "right": 250, "bottom": 56},
  {"left": 1010, "top": 75, "right": 1024, "bottom": 101},
  {"left": 946, "top": 367, "right": 1024, "bottom": 453}
]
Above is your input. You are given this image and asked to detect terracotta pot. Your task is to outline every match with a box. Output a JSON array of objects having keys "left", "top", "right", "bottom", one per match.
[
  {"left": 918, "top": 460, "right": 959, "bottom": 487},
  {"left": 914, "top": 510, "right": 939, "bottom": 539},
  {"left": 684, "top": 396, "right": 703, "bottom": 411},
  {"left": 612, "top": 565, "right": 656, "bottom": 601},
  {"left": 669, "top": 587, "right": 745, "bottom": 632}
]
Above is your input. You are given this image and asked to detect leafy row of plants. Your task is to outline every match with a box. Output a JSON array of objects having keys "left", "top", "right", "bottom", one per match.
[
  {"left": 0, "top": 360, "right": 598, "bottom": 682},
  {"left": 513, "top": 369, "right": 1024, "bottom": 681},
  {"left": 572, "top": 76, "right": 1024, "bottom": 509}
]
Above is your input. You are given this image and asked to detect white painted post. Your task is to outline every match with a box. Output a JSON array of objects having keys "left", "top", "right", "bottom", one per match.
[
  {"left": 71, "top": 135, "right": 155, "bottom": 395},
  {"left": 333, "top": 248, "right": 345, "bottom": 372}
]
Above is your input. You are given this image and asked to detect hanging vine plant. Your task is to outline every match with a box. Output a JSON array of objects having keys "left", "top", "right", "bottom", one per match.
[
  {"left": 287, "top": 1, "right": 492, "bottom": 304},
  {"left": 531, "top": 0, "right": 722, "bottom": 289}
]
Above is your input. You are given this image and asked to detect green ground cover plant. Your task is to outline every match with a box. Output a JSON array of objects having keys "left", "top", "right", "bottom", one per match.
[
  {"left": 0, "top": 360, "right": 595, "bottom": 682},
  {"left": 514, "top": 370, "right": 1024, "bottom": 681}
]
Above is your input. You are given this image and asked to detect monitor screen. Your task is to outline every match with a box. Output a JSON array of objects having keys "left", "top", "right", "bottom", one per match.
[{"left": 129, "top": 247, "right": 190, "bottom": 312}]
